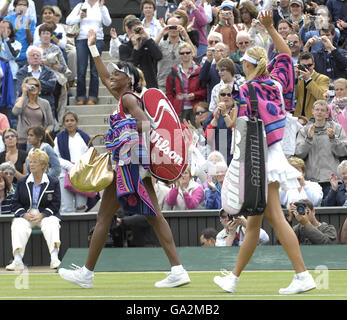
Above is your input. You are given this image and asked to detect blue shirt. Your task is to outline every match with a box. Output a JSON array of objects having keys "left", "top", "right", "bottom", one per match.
[
  {"left": 32, "top": 182, "right": 42, "bottom": 209},
  {"left": 3, "top": 14, "right": 36, "bottom": 61}
]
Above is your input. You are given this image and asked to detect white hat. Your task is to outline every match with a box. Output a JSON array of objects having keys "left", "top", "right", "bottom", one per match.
[
  {"left": 218, "top": 1, "right": 236, "bottom": 10},
  {"left": 290, "top": 0, "right": 304, "bottom": 6}
]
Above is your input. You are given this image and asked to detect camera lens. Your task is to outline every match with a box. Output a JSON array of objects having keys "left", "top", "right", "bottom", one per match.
[{"left": 296, "top": 204, "right": 306, "bottom": 215}]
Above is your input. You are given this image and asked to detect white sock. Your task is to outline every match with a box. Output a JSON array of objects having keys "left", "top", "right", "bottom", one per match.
[
  {"left": 14, "top": 252, "right": 22, "bottom": 263},
  {"left": 51, "top": 249, "right": 59, "bottom": 260},
  {"left": 171, "top": 265, "right": 184, "bottom": 274},
  {"left": 296, "top": 270, "right": 310, "bottom": 279},
  {"left": 82, "top": 266, "right": 94, "bottom": 276}
]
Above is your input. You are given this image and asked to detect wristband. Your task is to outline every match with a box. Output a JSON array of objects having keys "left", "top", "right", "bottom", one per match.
[{"left": 88, "top": 45, "right": 100, "bottom": 58}]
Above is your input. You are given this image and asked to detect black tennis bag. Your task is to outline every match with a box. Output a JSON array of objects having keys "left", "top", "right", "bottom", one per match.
[{"left": 221, "top": 83, "right": 268, "bottom": 216}]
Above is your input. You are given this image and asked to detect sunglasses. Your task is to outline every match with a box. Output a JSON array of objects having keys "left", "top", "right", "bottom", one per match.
[
  {"left": 302, "top": 63, "right": 313, "bottom": 69},
  {"left": 208, "top": 40, "right": 219, "bottom": 45},
  {"left": 195, "top": 110, "right": 208, "bottom": 116},
  {"left": 4, "top": 134, "right": 17, "bottom": 139},
  {"left": 4, "top": 171, "right": 15, "bottom": 176},
  {"left": 179, "top": 51, "right": 191, "bottom": 55},
  {"left": 217, "top": 68, "right": 227, "bottom": 72},
  {"left": 219, "top": 92, "right": 232, "bottom": 97},
  {"left": 238, "top": 41, "right": 250, "bottom": 45}
]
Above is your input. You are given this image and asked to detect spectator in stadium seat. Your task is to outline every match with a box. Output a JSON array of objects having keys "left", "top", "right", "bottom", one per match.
[
  {"left": 200, "top": 227, "right": 217, "bottom": 246},
  {"left": 323, "top": 160, "right": 347, "bottom": 207},
  {"left": 54, "top": 111, "right": 93, "bottom": 213},
  {"left": 273, "top": 0, "right": 291, "bottom": 28},
  {"left": 0, "top": 161, "right": 17, "bottom": 193},
  {"left": 192, "top": 101, "right": 212, "bottom": 160},
  {"left": 155, "top": 0, "right": 177, "bottom": 20},
  {"left": 305, "top": 24, "right": 347, "bottom": 81},
  {"left": 156, "top": 16, "right": 196, "bottom": 93},
  {"left": 238, "top": 0, "right": 258, "bottom": 30},
  {"left": 326, "top": 0, "right": 347, "bottom": 47},
  {"left": 0, "top": 128, "right": 28, "bottom": 183},
  {"left": 0, "top": 20, "right": 22, "bottom": 92},
  {"left": 230, "top": 30, "right": 253, "bottom": 76},
  {"left": 268, "top": 19, "right": 293, "bottom": 60},
  {"left": 288, "top": 0, "right": 305, "bottom": 32},
  {"left": 204, "top": 161, "right": 227, "bottom": 210},
  {"left": 293, "top": 52, "right": 330, "bottom": 119},
  {"left": 328, "top": 78, "right": 347, "bottom": 135},
  {"left": 3, "top": 0, "right": 36, "bottom": 67},
  {"left": 279, "top": 156, "right": 323, "bottom": 209},
  {"left": 212, "top": 1, "right": 243, "bottom": 53},
  {"left": 33, "top": 5, "right": 67, "bottom": 54},
  {"left": 0, "top": 0, "right": 37, "bottom": 24},
  {"left": 216, "top": 209, "right": 269, "bottom": 247},
  {"left": 178, "top": 0, "right": 208, "bottom": 58},
  {"left": 299, "top": 5, "right": 340, "bottom": 53},
  {"left": 109, "top": 14, "right": 136, "bottom": 60},
  {"left": 199, "top": 39, "right": 230, "bottom": 104},
  {"left": 165, "top": 165, "right": 205, "bottom": 210},
  {"left": 26, "top": 126, "right": 61, "bottom": 178},
  {"left": 166, "top": 42, "right": 206, "bottom": 123},
  {"left": 286, "top": 31, "right": 302, "bottom": 64},
  {"left": 6, "top": 148, "right": 61, "bottom": 271},
  {"left": 39, "top": 23, "right": 69, "bottom": 125},
  {"left": 0, "top": 171, "right": 13, "bottom": 214},
  {"left": 295, "top": 100, "right": 347, "bottom": 199},
  {"left": 288, "top": 199, "right": 337, "bottom": 244},
  {"left": 66, "top": 0, "right": 112, "bottom": 105},
  {"left": 16, "top": 46, "right": 57, "bottom": 120},
  {"left": 172, "top": 9, "right": 199, "bottom": 50},
  {"left": 12, "top": 76, "right": 54, "bottom": 151},
  {"left": 141, "top": 0, "right": 163, "bottom": 40},
  {"left": 119, "top": 17, "right": 162, "bottom": 89}
]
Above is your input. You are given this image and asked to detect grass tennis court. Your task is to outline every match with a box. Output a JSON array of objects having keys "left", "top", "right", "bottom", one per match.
[{"left": 0, "top": 270, "right": 346, "bottom": 300}]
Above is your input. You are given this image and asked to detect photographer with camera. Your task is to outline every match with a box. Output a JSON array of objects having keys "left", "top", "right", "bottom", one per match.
[
  {"left": 119, "top": 17, "right": 162, "bottom": 89},
  {"left": 155, "top": 16, "right": 197, "bottom": 93},
  {"left": 288, "top": 199, "right": 337, "bottom": 244},
  {"left": 299, "top": 5, "right": 340, "bottom": 53},
  {"left": 216, "top": 209, "right": 269, "bottom": 247},
  {"left": 293, "top": 52, "right": 329, "bottom": 119},
  {"left": 287, "top": 31, "right": 302, "bottom": 64},
  {"left": 304, "top": 24, "right": 347, "bottom": 81}
]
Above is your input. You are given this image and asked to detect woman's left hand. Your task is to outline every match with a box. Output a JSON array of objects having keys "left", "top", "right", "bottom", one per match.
[{"left": 88, "top": 29, "right": 97, "bottom": 46}]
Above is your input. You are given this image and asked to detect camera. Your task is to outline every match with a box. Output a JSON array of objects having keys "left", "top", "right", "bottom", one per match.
[
  {"left": 316, "top": 37, "right": 322, "bottom": 41},
  {"left": 227, "top": 214, "right": 234, "bottom": 221},
  {"left": 294, "top": 202, "right": 307, "bottom": 215},
  {"left": 27, "top": 84, "right": 36, "bottom": 90},
  {"left": 254, "top": 19, "right": 261, "bottom": 25},
  {"left": 135, "top": 26, "right": 142, "bottom": 34},
  {"left": 298, "top": 64, "right": 308, "bottom": 72},
  {"left": 288, "top": 41, "right": 295, "bottom": 47},
  {"left": 309, "top": 15, "right": 316, "bottom": 21},
  {"left": 169, "top": 25, "right": 177, "bottom": 30},
  {"left": 81, "top": 8, "right": 87, "bottom": 13}
]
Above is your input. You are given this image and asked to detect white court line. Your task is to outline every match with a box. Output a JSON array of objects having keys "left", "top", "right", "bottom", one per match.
[{"left": 1, "top": 294, "right": 347, "bottom": 299}]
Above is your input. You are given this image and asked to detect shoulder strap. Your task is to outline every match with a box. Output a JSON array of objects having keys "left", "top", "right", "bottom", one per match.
[
  {"left": 170, "top": 68, "right": 178, "bottom": 95},
  {"left": 247, "top": 82, "right": 258, "bottom": 116}
]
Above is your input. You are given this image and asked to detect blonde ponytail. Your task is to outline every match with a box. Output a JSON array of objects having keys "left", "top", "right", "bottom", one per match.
[{"left": 246, "top": 47, "right": 269, "bottom": 80}]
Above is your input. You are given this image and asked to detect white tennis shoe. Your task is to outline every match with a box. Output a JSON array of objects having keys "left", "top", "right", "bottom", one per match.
[
  {"left": 155, "top": 269, "right": 191, "bottom": 288},
  {"left": 213, "top": 271, "right": 239, "bottom": 293},
  {"left": 279, "top": 272, "right": 316, "bottom": 294},
  {"left": 58, "top": 264, "right": 94, "bottom": 289}
]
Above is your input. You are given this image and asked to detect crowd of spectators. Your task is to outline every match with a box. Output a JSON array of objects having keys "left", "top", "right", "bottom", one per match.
[{"left": 0, "top": 0, "right": 347, "bottom": 267}]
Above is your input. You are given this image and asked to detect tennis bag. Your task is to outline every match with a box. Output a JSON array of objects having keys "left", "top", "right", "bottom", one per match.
[
  {"left": 221, "top": 83, "right": 268, "bottom": 216},
  {"left": 142, "top": 88, "right": 189, "bottom": 182}
]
